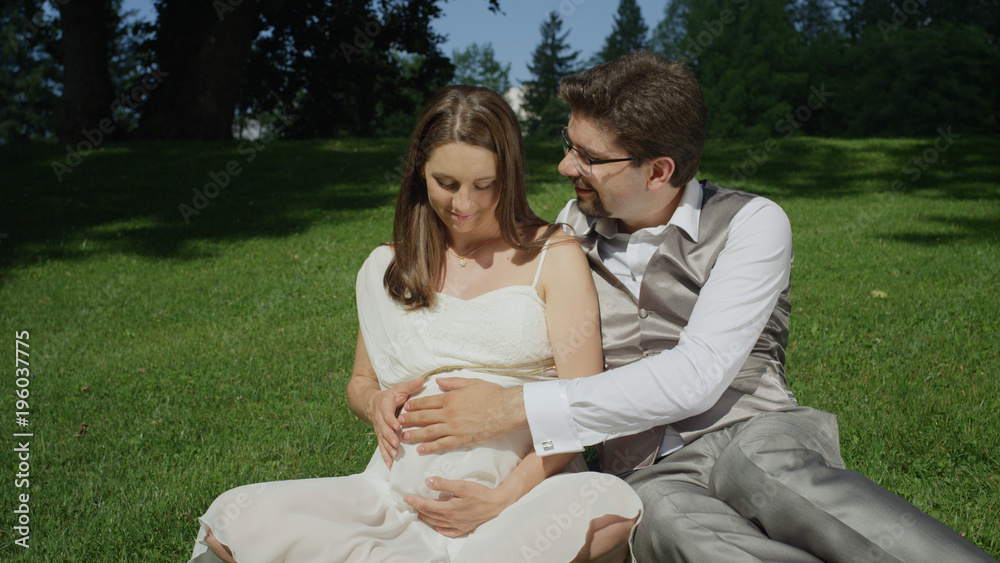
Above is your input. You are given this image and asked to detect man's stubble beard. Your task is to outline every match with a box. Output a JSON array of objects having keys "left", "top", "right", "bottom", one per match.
[{"left": 575, "top": 180, "right": 611, "bottom": 218}]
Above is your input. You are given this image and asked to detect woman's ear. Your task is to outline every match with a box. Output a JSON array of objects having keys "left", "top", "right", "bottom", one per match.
[{"left": 646, "top": 156, "right": 676, "bottom": 192}]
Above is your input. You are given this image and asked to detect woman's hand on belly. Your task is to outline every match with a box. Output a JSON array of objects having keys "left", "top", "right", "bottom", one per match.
[
  {"left": 403, "top": 476, "right": 515, "bottom": 537},
  {"left": 369, "top": 377, "right": 426, "bottom": 468}
]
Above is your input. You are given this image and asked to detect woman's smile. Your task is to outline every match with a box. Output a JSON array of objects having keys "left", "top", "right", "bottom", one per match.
[{"left": 449, "top": 210, "right": 477, "bottom": 222}]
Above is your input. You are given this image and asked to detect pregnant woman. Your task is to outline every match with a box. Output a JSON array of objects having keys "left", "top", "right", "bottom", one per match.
[{"left": 190, "top": 85, "right": 642, "bottom": 563}]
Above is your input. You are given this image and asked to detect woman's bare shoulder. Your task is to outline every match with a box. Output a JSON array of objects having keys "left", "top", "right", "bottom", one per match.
[
  {"left": 545, "top": 227, "right": 578, "bottom": 245},
  {"left": 535, "top": 227, "right": 594, "bottom": 306},
  {"left": 537, "top": 228, "right": 589, "bottom": 284},
  {"left": 542, "top": 225, "right": 584, "bottom": 253}
]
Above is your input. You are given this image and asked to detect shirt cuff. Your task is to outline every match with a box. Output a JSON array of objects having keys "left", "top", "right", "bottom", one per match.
[{"left": 523, "top": 379, "right": 584, "bottom": 456}]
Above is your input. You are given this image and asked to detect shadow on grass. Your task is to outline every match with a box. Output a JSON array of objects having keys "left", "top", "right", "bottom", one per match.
[
  {"left": 2, "top": 135, "right": 997, "bottom": 273},
  {"left": 0, "top": 139, "right": 406, "bottom": 272},
  {"left": 886, "top": 214, "right": 1000, "bottom": 246},
  {"left": 702, "top": 134, "right": 1000, "bottom": 202}
]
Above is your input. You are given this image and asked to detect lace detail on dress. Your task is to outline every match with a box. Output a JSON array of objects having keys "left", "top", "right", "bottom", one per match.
[
  {"left": 423, "top": 288, "right": 551, "bottom": 371},
  {"left": 420, "top": 237, "right": 553, "bottom": 373}
]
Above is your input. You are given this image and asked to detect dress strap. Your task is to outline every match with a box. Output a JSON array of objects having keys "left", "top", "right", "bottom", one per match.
[{"left": 530, "top": 237, "right": 552, "bottom": 289}]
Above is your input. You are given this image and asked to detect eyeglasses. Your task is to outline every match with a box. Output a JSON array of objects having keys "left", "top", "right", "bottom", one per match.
[{"left": 561, "top": 127, "right": 636, "bottom": 177}]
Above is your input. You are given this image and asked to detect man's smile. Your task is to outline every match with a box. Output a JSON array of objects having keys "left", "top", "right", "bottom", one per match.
[{"left": 574, "top": 180, "right": 595, "bottom": 196}]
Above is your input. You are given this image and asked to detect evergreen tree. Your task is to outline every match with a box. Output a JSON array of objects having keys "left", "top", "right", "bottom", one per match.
[
  {"left": 705, "top": 0, "right": 809, "bottom": 138},
  {"left": 523, "top": 11, "right": 579, "bottom": 137},
  {"left": 831, "top": 23, "right": 999, "bottom": 136},
  {"left": 650, "top": 0, "right": 809, "bottom": 138},
  {"left": 787, "top": 0, "right": 837, "bottom": 39},
  {"left": 0, "top": 1, "right": 60, "bottom": 143},
  {"left": 649, "top": 0, "right": 691, "bottom": 60},
  {"left": 593, "top": 0, "right": 649, "bottom": 64},
  {"left": 107, "top": 7, "right": 156, "bottom": 133},
  {"left": 451, "top": 42, "right": 511, "bottom": 94}
]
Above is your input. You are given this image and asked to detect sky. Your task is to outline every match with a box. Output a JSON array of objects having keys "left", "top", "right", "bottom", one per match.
[{"left": 120, "top": 0, "right": 670, "bottom": 84}]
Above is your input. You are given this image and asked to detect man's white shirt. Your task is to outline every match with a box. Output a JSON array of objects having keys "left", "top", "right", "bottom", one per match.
[{"left": 524, "top": 178, "right": 793, "bottom": 457}]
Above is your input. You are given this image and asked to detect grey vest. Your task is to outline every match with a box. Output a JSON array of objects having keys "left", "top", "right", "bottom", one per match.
[{"left": 562, "top": 181, "right": 797, "bottom": 474}]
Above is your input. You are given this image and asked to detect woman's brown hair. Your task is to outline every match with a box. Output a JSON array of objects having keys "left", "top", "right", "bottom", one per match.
[{"left": 384, "top": 85, "right": 559, "bottom": 310}]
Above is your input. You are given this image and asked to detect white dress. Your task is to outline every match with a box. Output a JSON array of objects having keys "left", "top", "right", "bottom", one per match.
[{"left": 190, "top": 244, "right": 642, "bottom": 562}]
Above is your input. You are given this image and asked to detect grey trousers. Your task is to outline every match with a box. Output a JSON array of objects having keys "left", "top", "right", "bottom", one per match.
[{"left": 624, "top": 407, "right": 996, "bottom": 562}]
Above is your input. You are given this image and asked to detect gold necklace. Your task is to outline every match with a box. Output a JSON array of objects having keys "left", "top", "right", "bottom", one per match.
[{"left": 447, "top": 231, "right": 500, "bottom": 267}]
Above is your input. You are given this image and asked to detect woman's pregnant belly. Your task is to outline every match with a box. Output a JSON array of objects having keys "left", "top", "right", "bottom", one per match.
[{"left": 386, "top": 374, "right": 534, "bottom": 501}]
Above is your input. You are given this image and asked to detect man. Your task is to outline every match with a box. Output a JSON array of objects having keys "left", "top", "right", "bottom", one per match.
[{"left": 399, "top": 52, "right": 995, "bottom": 561}]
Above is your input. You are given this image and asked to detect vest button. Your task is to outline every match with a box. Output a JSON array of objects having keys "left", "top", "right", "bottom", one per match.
[{"left": 638, "top": 308, "right": 649, "bottom": 319}]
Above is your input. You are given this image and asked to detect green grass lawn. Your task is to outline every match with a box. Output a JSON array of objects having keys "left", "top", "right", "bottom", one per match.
[{"left": 1, "top": 134, "right": 997, "bottom": 560}]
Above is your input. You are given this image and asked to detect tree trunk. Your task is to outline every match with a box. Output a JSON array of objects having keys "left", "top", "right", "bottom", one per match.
[
  {"left": 56, "top": 0, "right": 117, "bottom": 142},
  {"left": 137, "top": 0, "right": 260, "bottom": 140}
]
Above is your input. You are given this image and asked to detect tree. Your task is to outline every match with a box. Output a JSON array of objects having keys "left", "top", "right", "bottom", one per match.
[
  {"left": 141, "top": 0, "right": 505, "bottom": 140},
  {"left": 649, "top": 0, "right": 809, "bottom": 138},
  {"left": 3, "top": 0, "right": 153, "bottom": 143},
  {"left": 649, "top": 0, "right": 690, "bottom": 60},
  {"left": 451, "top": 42, "right": 511, "bottom": 94},
  {"left": 55, "top": 0, "right": 118, "bottom": 142},
  {"left": 236, "top": 0, "right": 454, "bottom": 138},
  {"left": 795, "top": 0, "right": 1000, "bottom": 136},
  {"left": 136, "top": 0, "right": 262, "bottom": 140},
  {"left": 523, "top": 11, "right": 579, "bottom": 137},
  {"left": 787, "top": 0, "right": 837, "bottom": 40},
  {"left": 0, "top": 1, "right": 61, "bottom": 142},
  {"left": 830, "top": 23, "right": 999, "bottom": 136},
  {"left": 2, "top": 0, "right": 505, "bottom": 141},
  {"left": 593, "top": 0, "right": 649, "bottom": 64},
  {"left": 106, "top": 7, "right": 156, "bottom": 133}
]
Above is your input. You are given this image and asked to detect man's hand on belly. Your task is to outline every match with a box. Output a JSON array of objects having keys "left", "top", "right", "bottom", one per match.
[{"left": 400, "top": 378, "right": 527, "bottom": 454}]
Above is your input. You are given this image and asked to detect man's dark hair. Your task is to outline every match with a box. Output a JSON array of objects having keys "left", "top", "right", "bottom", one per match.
[{"left": 559, "top": 52, "right": 707, "bottom": 187}]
